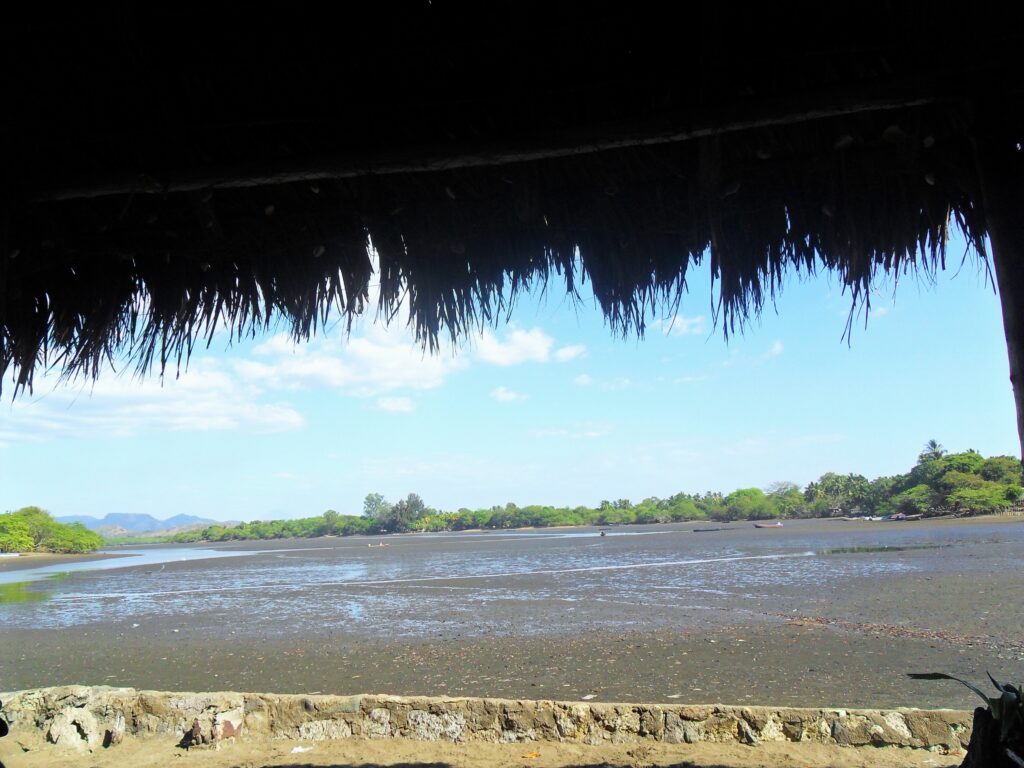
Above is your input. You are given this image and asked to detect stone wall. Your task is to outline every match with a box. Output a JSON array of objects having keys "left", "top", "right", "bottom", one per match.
[{"left": 0, "top": 686, "right": 972, "bottom": 753}]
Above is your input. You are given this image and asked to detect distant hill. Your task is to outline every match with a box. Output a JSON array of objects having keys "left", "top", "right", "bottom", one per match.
[{"left": 55, "top": 513, "right": 217, "bottom": 533}]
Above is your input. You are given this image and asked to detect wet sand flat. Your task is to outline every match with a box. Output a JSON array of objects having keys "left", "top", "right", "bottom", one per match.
[
  {"left": 1, "top": 517, "right": 1022, "bottom": 709},
  {"left": 0, "top": 551, "right": 127, "bottom": 573}
]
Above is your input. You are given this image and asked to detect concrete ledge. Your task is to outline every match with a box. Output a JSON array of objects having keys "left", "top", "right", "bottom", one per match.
[{"left": 0, "top": 686, "right": 972, "bottom": 753}]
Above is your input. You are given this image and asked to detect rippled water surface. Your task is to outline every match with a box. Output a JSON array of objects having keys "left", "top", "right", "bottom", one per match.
[{"left": 2, "top": 519, "right": 1021, "bottom": 638}]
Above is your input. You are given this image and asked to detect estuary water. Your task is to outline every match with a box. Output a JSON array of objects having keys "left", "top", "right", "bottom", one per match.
[{"left": 1, "top": 517, "right": 1020, "bottom": 639}]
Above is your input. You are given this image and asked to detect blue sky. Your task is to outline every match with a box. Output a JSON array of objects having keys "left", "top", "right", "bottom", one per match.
[{"left": 1, "top": 233, "right": 1017, "bottom": 522}]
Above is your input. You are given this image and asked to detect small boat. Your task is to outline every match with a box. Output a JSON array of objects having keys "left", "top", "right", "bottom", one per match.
[
  {"left": 889, "top": 513, "right": 923, "bottom": 521},
  {"left": 753, "top": 522, "right": 783, "bottom": 528}
]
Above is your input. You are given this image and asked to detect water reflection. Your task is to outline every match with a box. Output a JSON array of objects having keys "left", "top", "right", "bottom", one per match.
[
  {"left": 0, "top": 547, "right": 250, "bottom": 586},
  {"left": 0, "top": 573, "right": 70, "bottom": 604}
]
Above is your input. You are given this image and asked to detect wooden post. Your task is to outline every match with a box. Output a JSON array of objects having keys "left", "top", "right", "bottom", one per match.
[{"left": 977, "top": 129, "right": 1024, "bottom": 474}]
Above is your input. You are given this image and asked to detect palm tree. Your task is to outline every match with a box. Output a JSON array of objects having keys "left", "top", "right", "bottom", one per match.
[{"left": 918, "top": 439, "right": 947, "bottom": 464}]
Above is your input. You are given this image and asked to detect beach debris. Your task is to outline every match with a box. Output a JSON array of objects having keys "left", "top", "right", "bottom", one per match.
[
  {"left": 290, "top": 745, "right": 313, "bottom": 753},
  {"left": 103, "top": 711, "right": 126, "bottom": 747},
  {"left": 581, "top": 694, "right": 596, "bottom": 700},
  {"left": 521, "top": 750, "right": 541, "bottom": 759}
]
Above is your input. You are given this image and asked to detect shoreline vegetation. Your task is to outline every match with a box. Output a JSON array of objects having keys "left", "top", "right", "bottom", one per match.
[
  {"left": 131, "top": 442, "right": 1023, "bottom": 545},
  {"left": 0, "top": 507, "right": 103, "bottom": 554}
]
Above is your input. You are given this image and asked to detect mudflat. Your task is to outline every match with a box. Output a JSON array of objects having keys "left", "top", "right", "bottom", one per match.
[
  {"left": 1, "top": 517, "right": 1022, "bottom": 708},
  {"left": 0, "top": 551, "right": 127, "bottom": 573}
]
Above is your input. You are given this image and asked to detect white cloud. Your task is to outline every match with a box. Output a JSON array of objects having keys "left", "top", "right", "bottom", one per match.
[
  {"left": 376, "top": 396, "right": 415, "bottom": 413},
  {"left": 234, "top": 328, "right": 464, "bottom": 397},
  {"left": 654, "top": 315, "right": 706, "bottom": 336},
  {"left": 767, "top": 340, "right": 784, "bottom": 357},
  {"left": 554, "top": 344, "right": 586, "bottom": 362},
  {"left": 570, "top": 374, "right": 629, "bottom": 390},
  {"left": 2, "top": 361, "right": 303, "bottom": 441},
  {"left": 476, "top": 327, "right": 554, "bottom": 366},
  {"left": 723, "top": 433, "right": 845, "bottom": 456},
  {"left": 3, "top": 313, "right": 589, "bottom": 444},
  {"left": 491, "top": 386, "right": 527, "bottom": 402},
  {"left": 674, "top": 375, "right": 710, "bottom": 384},
  {"left": 530, "top": 422, "right": 611, "bottom": 440},
  {"left": 602, "top": 377, "right": 632, "bottom": 391}
]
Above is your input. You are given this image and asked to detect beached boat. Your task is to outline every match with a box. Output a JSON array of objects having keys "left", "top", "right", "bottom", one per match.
[{"left": 753, "top": 521, "right": 783, "bottom": 528}]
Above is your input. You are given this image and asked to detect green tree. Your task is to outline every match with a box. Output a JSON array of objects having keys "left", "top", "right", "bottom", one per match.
[
  {"left": 1, "top": 507, "right": 102, "bottom": 553},
  {"left": 888, "top": 484, "right": 938, "bottom": 515},
  {"left": 0, "top": 514, "right": 34, "bottom": 552},
  {"left": 362, "top": 493, "right": 391, "bottom": 520},
  {"left": 720, "top": 488, "right": 776, "bottom": 520},
  {"left": 804, "top": 473, "right": 870, "bottom": 516},
  {"left": 918, "top": 439, "right": 947, "bottom": 464},
  {"left": 322, "top": 509, "right": 340, "bottom": 534},
  {"left": 981, "top": 455, "right": 1023, "bottom": 484},
  {"left": 766, "top": 481, "right": 804, "bottom": 517}
]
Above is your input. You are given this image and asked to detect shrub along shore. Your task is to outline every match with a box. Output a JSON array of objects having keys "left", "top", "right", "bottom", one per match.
[
  {"left": 164, "top": 442, "right": 1022, "bottom": 543},
  {"left": 0, "top": 507, "right": 103, "bottom": 553}
]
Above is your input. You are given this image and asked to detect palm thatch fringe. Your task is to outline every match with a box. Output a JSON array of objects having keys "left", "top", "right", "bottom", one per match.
[{"left": 1, "top": 105, "right": 988, "bottom": 394}]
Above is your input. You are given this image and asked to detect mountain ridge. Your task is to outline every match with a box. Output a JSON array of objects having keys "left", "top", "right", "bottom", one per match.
[{"left": 54, "top": 513, "right": 217, "bottom": 533}]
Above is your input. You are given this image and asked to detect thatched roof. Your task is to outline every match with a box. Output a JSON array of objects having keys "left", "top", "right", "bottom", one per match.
[{"left": 3, "top": 3, "right": 1023, "bottom": 393}]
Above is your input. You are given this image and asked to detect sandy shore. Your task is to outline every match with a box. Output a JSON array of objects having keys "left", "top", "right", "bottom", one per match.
[
  {"left": 0, "top": 733, "right": 962, "bottom": 768},
  {"left": 0, "top": 551, "right": 127, "bottom": 573},
  {"left": 1, "top": 619, "right": 1016, "bottom": 710}
]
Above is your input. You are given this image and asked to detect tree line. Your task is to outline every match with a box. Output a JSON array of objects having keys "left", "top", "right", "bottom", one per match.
[
  {"left": 166, "top": 441, "right": 1022, "bottom": 543},
  {"left": 0, "top": 507, "right": 104, "bottom": 554}
]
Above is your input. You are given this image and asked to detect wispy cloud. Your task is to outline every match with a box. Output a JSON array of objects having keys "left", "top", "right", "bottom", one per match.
[
  {"left": 235, "top": 327, "right": 464, "bottom": 397},
  {"left": 653, "top": 315, "right": 707, "bottom": 336},
  {"left": 2, "top": 362, "right": 304, "bottom": 442},
  {"left": 602, "top": 377, "right": 632, "bottom": 391},
  {"left": 554, "top": 344, "right": 587, "bottom": 362},
  {"left": 723, "top": 433, "right": 846, "bottom": 456},
  {"left": 475, "top": 328, "right": 586, "bottom": 367},
  {"left": 570, "top": 374, "right": 630, "bottom": 390},
  {"left": 375, "top": 396, "right": 415, "bottom": 413},
  {"left": 491, "top": 386, "right": 527, "bottom": 402},
  {"left": 476, "top": 328, "right": 554, "bottom": 366},
  {"left": 767, "top": 340, "right": 784, "bottom": 357},
  {"left": 530, "top": 422, "right": 611, "bottom": 440},
  {"left": 3, "top": 319, "right": 587, "bottom": 444}
]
